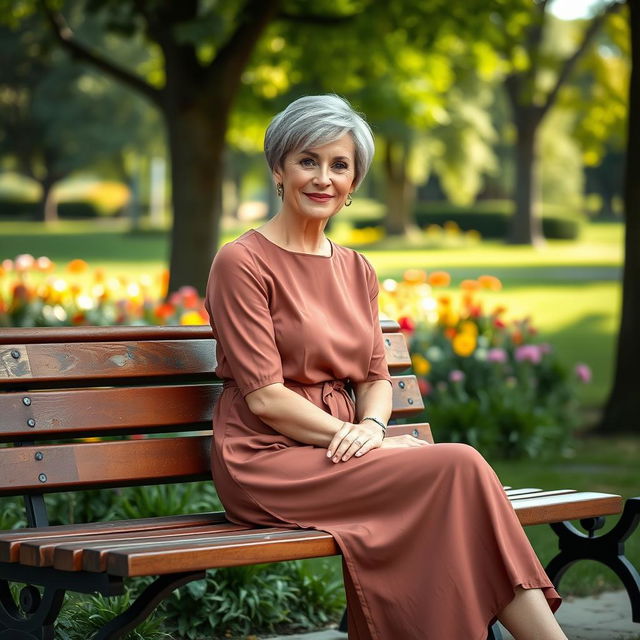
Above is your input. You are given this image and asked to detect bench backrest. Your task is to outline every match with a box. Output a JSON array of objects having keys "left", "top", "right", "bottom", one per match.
[{"left": 0, "top": 323, "right": 427, "bottom": 500}]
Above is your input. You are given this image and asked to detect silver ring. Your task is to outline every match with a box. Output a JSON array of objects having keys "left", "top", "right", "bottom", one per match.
[{"left": 354, "top": 439, "right": 363, "bottom": 446}]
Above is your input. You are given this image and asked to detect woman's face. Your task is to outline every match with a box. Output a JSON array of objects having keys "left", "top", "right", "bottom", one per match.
[{"left": 274, "top": 133, "right": 356, "bottom": 222}]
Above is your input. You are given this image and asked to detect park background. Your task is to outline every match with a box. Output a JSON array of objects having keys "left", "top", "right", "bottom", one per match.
[{"left": 0, "top": 0, "right": 639, "bottom": 638}]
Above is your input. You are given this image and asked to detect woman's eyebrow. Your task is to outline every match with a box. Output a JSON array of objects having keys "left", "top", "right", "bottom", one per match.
[{"left": 298, "top": 150, "right": 350, "bottom": 162}]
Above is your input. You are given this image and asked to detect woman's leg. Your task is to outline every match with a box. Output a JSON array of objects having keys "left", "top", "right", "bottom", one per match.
[{"left": 498, "top": 587, "right": 567, "bottom": 640}]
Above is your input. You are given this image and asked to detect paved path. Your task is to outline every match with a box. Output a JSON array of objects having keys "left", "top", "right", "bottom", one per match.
[{"left": 266, "top": 591, "right": 639, "bottom": 640}]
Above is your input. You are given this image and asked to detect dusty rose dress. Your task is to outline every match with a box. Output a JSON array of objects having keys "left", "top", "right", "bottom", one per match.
[{"left": 204, "top": 229, "right": 560, "bottom": 640}]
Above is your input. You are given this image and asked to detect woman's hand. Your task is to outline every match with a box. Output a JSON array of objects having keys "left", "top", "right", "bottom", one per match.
[
  {"left": 327, "top": 421, "right": 384, "bottom": 463},
  {"left": 379, "top": 434, "right": 430, "bottom": 449}
]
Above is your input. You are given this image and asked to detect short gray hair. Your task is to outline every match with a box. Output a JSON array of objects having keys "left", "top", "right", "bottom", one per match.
[{"left": 264, "top": 95, "right": 375, "bottom": 190}]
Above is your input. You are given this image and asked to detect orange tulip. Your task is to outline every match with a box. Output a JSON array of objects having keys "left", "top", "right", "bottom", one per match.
[
  {"left": 478, "top": 275, "right": 502, "bottom": 291},
  {"left": 460, "top": 279, "right": 480, "bottom": 291},
  {"left": 428, "top": 271, "right": 451, "bottom": 287},
  {"left": 403, "top": 269, "right": 428, "bottom": 284},
  {"left": 67, "top": 259, "right": 89, "bottom": 274}
]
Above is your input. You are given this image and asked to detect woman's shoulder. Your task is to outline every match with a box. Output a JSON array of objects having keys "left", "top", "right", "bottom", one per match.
[
  {"left": 332, "top": 240, "right": 375, "bottom": 272},
  {"left": 214, "top": 230, "right": 261, "bottom": 266}
]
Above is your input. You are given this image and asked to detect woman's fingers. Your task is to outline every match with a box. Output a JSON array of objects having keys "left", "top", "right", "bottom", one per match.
[
  {"left": 327, "top": 423, "right": 381, "bottom": 462},
  {"left": 327, "top": 423, "right": 352, "bottom": 460}
]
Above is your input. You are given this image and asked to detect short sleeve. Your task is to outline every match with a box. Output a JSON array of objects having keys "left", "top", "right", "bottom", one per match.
[
  {"left": 205, "top": 241, "right": 284, "bottom": 397},
  {"left": 362, "top": 257, "right": 392, "bottom": 385}
]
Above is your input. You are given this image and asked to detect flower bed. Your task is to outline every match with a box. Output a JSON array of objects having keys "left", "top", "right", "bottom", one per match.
[
  {"left": 0, "top": 254, "right": 208, "bottom": 327},
  {"left": 379, "top": 269, "right": 590, "bottom": 458}
]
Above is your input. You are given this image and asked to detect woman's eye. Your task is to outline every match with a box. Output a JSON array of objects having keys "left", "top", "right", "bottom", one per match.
[
  {"left": 334, "top": 162, "right": 348, "bottom": 170},
  {"left": 300, "top": 158, "right": 316, "bottom": 167}
]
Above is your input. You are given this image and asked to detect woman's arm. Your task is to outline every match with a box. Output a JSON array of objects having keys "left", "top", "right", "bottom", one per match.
[
  {"left": 353, "top": 379, "right": 393, "bottom": 426},
  {"left": 245, "top": 383, "right": 383, "bottom": 460}
]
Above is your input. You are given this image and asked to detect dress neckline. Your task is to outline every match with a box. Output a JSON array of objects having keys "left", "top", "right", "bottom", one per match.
[{"left": 251, "top": 229, "right": 334, "bottom": 258}]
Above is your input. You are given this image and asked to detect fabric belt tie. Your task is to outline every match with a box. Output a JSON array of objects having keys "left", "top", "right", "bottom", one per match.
[{"left": 222, "top": 378, "right": 351, "bottom": 416}]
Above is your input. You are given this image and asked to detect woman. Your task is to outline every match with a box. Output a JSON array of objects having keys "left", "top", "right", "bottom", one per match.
[{"left": 205, "top": 94, "right": 566, "bottom": 640}]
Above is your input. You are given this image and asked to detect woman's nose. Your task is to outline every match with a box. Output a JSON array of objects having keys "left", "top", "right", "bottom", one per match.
[{"left": 312, "top": 164, "right": 331, "bottom": 185}]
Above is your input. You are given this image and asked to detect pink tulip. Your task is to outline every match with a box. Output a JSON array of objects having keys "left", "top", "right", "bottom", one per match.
[{"left": 575, "top": 363, "right": 592, "bottom": 384}]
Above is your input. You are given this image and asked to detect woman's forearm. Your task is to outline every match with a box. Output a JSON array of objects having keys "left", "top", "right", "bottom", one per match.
[
  {"left": 245, "top": 383, "right": 345, "bottom": 446},
  {"left": 353, "top": 379, "right": 393, "bottom": 426}
]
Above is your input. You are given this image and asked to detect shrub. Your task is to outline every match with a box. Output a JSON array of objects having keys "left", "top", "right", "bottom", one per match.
[
  {"left": 161, "top": 560, "right": 344, "bottom": 639},
  {"left": 379, "top": 271, "right": 589, "bottom": 459}
]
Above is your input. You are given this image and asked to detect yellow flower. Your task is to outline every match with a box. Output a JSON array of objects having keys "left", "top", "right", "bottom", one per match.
[
  {"left": 180, "top": 311, "right": 206, "bottom": 325},
  {"left": 411, "top": 354, "right": 431, "bottom": 376},
  {"left": 452, "top": 332, "right": 477, "bottom": 357},
  {"left": 459, "top": 320, "right": 478, "bottom": 336}
]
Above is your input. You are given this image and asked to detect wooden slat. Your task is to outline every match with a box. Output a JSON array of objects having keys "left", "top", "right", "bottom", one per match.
[
  {"left": 508, "top": 489, "right": 578, "bottom": 501},
  {"left": 513, "top": 492, "right": 622, "bottom": 526},
  {"left": 105, "top": 528, "right": 339, "bottom": 577},
  {"left": 0, "top": 512, "right": 227, "bottom": 563},
  {"left": 390, "top": 375, "right": 424, "bottom": 416},
  {"left": 29, "top": 522, "right": 246, "bottom": 570},
  {"left": 0, "top": 436, "right": 211, "bottom": 496},
  {"left": 0, "top": 384, "right": 221, "bottom": 442},
  {"left": 0, "top": 423, "right": 431, "bottom": 496},
  {"left": 382, "top": 334, "right": 411, "bottom": 372},
  {"left": 0, "top": 380, "right": 420, "bottom": 443},
  {"left": 386, "top": 422, "right": 433, "bottom": 444},
  {"left": 0, "top": 341, "right": 217, "bottom": 384}
]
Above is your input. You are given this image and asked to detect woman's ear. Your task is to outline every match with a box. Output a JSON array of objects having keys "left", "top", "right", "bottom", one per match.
[{"left": 273, "top": 170, "right": 283, "bottom": 187}]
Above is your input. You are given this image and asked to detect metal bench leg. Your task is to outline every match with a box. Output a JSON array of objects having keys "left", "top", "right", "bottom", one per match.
[
  {"left": 92, "top": 570, "right": 205, "bottom": 640},
  {"left": 545, "top": 496, "right": 640, "bottom": 623},
  {"left": 0, "top": 580, "right": 65, "bottom": 640}
]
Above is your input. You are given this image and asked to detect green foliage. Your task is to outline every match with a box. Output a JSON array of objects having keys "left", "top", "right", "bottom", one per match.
[
  {"left": 351, "top": 200, "right": 583, "bottom": 240},
  {"left": 161, "top": 560, "right": 344, "bottom": 639},
  {"left": 0, "top": 199, "right": 102, "bottom": 219},
  {"left": 56, "top": 590, "right": 169, "bottom": 640},
  {"left": 0, "top": 497, "right": 26, "bottom": 529},
  {"left": 114, "top": 482, "right": 222, "bottom": 520}
]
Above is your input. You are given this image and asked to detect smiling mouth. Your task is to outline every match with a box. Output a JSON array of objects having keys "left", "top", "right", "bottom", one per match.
[{"left": 304, "top": 193, "right": 333, "bottom": 202}]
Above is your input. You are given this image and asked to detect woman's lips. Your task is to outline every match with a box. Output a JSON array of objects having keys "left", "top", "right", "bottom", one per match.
[{"left": 304, "top": 193, "right": 333, "bottom": 203}]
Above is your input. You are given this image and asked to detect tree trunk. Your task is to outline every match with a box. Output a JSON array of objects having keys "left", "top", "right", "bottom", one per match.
[
  {"left": 39, "top": 177, "right": 58, "bottom": 224},
  {"left": 508, "top": 112, "right": 544, "bottom": 245},
  {"left": 598, "top": 0, "right": 640, "bottom": 433},
  {"left": 165, "top": 105, "right": 226, "bottom": 295},
  {"left": 383, "top": 140, "right": 417, "bottom": 236}
]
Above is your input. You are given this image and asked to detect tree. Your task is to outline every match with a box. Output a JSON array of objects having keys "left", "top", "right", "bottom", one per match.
[
  {"left": 599, "top": 0, "right": 639, "bottom": 433},
  {"left": 494, "top": 0, "right": 622, "bottom": 244},
  {"left": 38, "top": 0, "right": 281, "bottom": 293}
]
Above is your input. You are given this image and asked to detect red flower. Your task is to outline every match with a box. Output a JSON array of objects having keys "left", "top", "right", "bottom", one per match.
[
  {"left": 417, "top": 378, "right": 432, "bottom": 396},
  {"left": 398, "top": 316, "right": 416, "bottom": 333},
  {"left": 493, "top": 318, "right": 506, "bottom": 329}
]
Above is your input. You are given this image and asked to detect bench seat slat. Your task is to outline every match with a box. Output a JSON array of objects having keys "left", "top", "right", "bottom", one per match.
[
  {"left": 0, "top": 512, "right": 227, "bottom": 563},
  {"left": 106, "top": 529, "right": 340, "bottom": 577},
  {"left": 513, "top": 492, "right": 622, "bottom": 526},
  {"left": 48, "top": 523, "right": 249, "bottom": 571}
]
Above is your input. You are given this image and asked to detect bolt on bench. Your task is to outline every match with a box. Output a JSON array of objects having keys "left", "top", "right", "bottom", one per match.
[{"left": 1, "top": 324, "right": 638, "bottom": 640}]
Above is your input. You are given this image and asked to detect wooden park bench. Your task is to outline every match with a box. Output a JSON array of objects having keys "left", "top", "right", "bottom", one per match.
[{"left": 0, "top": 323, "right": 638, "bottom": 640}]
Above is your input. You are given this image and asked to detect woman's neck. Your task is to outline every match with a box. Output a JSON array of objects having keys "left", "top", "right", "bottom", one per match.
[{"left": 257, "top": 214, "right": 331, "bottom": 256}]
